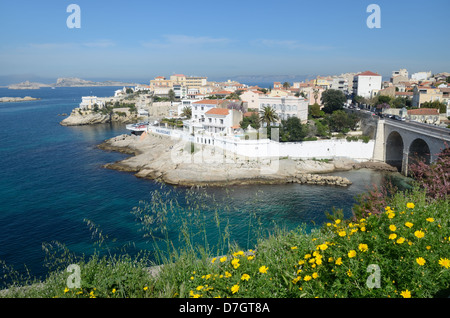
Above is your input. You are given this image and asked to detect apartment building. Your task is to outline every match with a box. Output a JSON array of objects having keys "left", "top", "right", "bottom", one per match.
[
  {"left": 352, "top": 71, "right": 382, "bottom": 99},
  {"left": 203, "top": 108, "right": 243, "bottom": 134},
  {"left": 412, "top": 86, "right": 444, "bottom": 107}
]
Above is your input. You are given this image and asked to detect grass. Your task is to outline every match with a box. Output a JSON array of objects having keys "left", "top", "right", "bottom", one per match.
[{"left": 1, "top": 185, "right": 449, "bottom": 298}]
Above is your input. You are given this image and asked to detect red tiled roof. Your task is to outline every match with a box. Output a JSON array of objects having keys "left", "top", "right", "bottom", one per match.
[
  {"left": 356, "top": 71, "right": 381, "bottom": 77},
  {"left": 205, "top": 108, "right": 229, "bottom": 116},
  {"left": 244, "top": 111, "right": 258, "bottom": 117},
  {"left": 193, "top": 99, "right": 221, "bottom": 105},
  {"left": 407, "top": 108, "right": 439, "bottom": 115}
]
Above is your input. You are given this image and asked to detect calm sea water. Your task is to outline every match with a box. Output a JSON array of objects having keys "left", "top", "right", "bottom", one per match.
[{"left": 0, "top": 87, "right": 409, "bottom": 281}]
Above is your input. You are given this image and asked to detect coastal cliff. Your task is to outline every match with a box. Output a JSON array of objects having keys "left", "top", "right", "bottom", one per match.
[
  {"left": 97, "top": 133, "right": 367, "bottom": 187},
  {"left": 60, "top": 108, "right": 145, "bottom": 126},
  {"left": 0, "top": 96, "right": 39, "bottom": 102}
]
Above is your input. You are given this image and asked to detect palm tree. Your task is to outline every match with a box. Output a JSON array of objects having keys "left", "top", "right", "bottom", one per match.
[
  {"left": 283, "top": 82, "right": 291, "bottom": 90},
  {"left": 259, "top": 106, "right": 279, "bottom": 127},
  {"left": 180, "top": 106, "right": 192, "bottom": 119}
]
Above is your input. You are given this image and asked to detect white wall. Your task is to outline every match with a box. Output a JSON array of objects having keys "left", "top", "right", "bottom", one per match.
[{"left": 147, "top": 125, "right": 375, "bottom": 162}]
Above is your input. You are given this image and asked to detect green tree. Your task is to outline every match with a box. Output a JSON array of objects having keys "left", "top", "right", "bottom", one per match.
[
  {"left": 325, "top": 110, "right": 359, "bottom": 133},
  {"left": 282, "top": 82, "right": 291, "bottom": 90},
  {"left": 240, "top": 113, "right": 261, "bottom": 130},
  {"left": 321, "top": 89, "right": 346, "bottom": 114},
  {"left": 168, "top": 89, "right": 176, "bottom": 102},
  {"left": 180, "top": 106, "right": 192, "bottom": 119},
  {"left": 376, "top": 95, "right": 392, "bottom": 105},
  {"left": 279, "top": 116, "right": 307, "bottom": 142},
  {"left": 259, "top": 106, "right": 279, "bottom": 128},
  {"left": 309, "top": 103, "right": 322, "bottom": 118},
  {"left": 421, "top": 100, "right": 447, "bottom": 113}
]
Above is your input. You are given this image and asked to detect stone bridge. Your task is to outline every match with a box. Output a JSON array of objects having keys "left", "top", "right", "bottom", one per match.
[{"left": 373, "top": 118, "right": 450, "bottom": 175}]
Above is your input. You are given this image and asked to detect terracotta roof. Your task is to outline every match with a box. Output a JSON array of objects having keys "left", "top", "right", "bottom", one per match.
[
  {"left": 205, "top": 108, "right": 229, "bottom": 116},
  {"left": 244, "top": 111, "right": 258, "bottom": 117},
  {"left": 193, "top": 99, "right": 221, "bottom": 105},
  {"left": 212, "top": 90, "right": 232, "bottom": 95},
  {"left": 356, "top": 71, "right": 381, "bottom": 77},
  {"left": 407, "top": 108, "right": 439, "bottom": 115}
]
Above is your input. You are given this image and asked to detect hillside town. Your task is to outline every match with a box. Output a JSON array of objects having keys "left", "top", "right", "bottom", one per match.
[{"left": 70, "top": 70, "right": 450, "bottom": 136}]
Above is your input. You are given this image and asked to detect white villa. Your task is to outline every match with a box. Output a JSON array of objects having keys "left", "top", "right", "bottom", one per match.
[
  {"left": 259, "top": 96, "right": 309, "bottom": 123},
  {"left": 79, "top": 96, "right": 105, "bottom": 110},
  {"left": 203, "top": 108, "right": 242, "bottom": 134}
]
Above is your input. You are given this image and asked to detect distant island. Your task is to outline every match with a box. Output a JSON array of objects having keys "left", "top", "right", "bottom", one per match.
[
  {"left": 0, "top": 96, "right": 40, "bottom": 102},
  {"left": 7, "top": 77, "right": 138, "bottom": 89}
]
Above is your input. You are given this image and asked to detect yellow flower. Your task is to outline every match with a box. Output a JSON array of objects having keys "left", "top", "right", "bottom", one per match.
[
  {"left": 405, "top": 222, "right": 414, "bottom": 228},
  {"left": 348, "top": 250, "right": 357, "bottom": 258},
  {"left": 338, "top": 230, "right": 346, "bottom": 237},
  {"left": 396, "top": 237, "right": 405, "bottom": 244},
  {"left": 220, "top": 256, "right": 227, "bottom": 263},
  {"left": 304, "top": 254, "right": 312, "bottom": 259},
  {"left": 389, "top": 233, "right": 397, "bottom": 240},
  {"left": 416, "top": 257, "right": 426, "bottom": 266},
  {"left": 233, "top": 250, "right": 244, "bottom": 257},
  {"left": 241, "top": 274, "right": 250, "bottom": 281},
  {"left": 259, "top": 265, "right": 269, "bottom": 274},
  {"left": 414, "top": 230, "right": 425, "bottom": 239},
  {"left": 298, "top": 260, "right": 305, "bottom": 265},
  {"left": 347, "top": 269, "right": 352, "bottom": 277},
  {"left": 389, "top": 224, "right": 396, "bottom": 231},
  {"left": 291, "top": 246, "right": 298, "bottom": 250},
  {"left": 304, "top": 275, "right": 312, "bottom": 281},
  {"left": 231, "top": 258, "right": 240, "bottom": 269},
  {"left": 231, "top": 284, "right": 239, "bottom": 294},
  {"left": 358, "top": 244, "right": 369, "bottom": 252},
  {"left": 112, "top": 288, "right": 116, "bottom": 294},
  {"left": 312, "top": 272, "right": 319, "bottom": 279},
  {"left": 318, "top": 243, "right": 328, "bottom": 251},
  {"left": 400, "top": 290, "right": 411, "bottom": 298},
  {"left": 426, "top": 218, "right": 434, "bottom": 222},
  {"left": 406, "top": 202, "right": 415, "bottom": 209},
  {"left": 335, "top": 219, "right": 341, "bottom": 224},
  {"left": 143, "top": 286, "right": 148, "bottom": 291},
  {"left": 360, "top": 226, "right": 366, "bottom": 232},
  {"left": 247, "top": 255, "right": 255, "bottom": 261},
  {"left": 211, "top": 257, "right": 217, "bottom": 264},
  {"left": 64, "top": 287, "right": 69, "bottom": 293},
  {"left": 196, "top": 285, "right": 204, "bottom": 291},
  {"left": 335, "top": 257, "right": 343, "bottom": 265},
  {"left": 387, "top": 212, "right": 395, "bottom": 219},
  {"left": 224, "top": 271, "right": 232, "bottom": 278},
  {"left": 439, "top": 258, "right": 450, "bottom": 269}
]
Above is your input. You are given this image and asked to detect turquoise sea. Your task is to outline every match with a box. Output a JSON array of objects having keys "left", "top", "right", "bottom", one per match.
[{"left": 0, "top": 87, "right": 409, "bottom": 282}]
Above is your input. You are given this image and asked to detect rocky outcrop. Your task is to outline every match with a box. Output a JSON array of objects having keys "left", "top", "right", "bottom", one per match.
[
  {"left": 0, "top": 96, "right": 39, "bottom": 102},
  {"left": 98, "top": 133, "right": 355, "bottom": 187},
  {"left": 60, "top": 108, "right": 144, "bottom": 126}
]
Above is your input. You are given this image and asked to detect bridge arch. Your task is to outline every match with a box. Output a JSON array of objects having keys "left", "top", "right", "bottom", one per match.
[
  {"left": 408, "top": 138, "right": 431, "bottom": 166},
  {"left": 385, "top": 131, "right": 404, "bottom": 171}
]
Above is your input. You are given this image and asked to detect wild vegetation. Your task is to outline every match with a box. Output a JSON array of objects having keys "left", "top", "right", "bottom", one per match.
[{"left": 1, "top": 147, "right": 448, "bottom": 298}]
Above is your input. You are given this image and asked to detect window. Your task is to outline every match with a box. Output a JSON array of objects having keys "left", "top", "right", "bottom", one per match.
[{"left": 220, "top": 119, "right": 224, "bottom": 125}]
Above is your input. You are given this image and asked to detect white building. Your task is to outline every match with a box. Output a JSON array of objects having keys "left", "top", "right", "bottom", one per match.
[
  {"left": 259, "top": 96, "right": 308, "bottom": 123},
  {"left": 240, "top": 90, "right": 265, "bottom": 110},
  {"left": 352, "top": 71, "right": 382, "bottom": 99},
  {"left": 203, "top": 108, "right": 242, "bottom": 134},
  {"left": 330, "top": 77, "right": 349, "bottom": 94},
  {"left": 411, "top": 71, "right": 432, "bottom": 82},
  {"left": 191, "top": 99, "right": 222, "bottom": 124},
  {"left": 79, "top": 96, "right": 105, "bottom": 110}
]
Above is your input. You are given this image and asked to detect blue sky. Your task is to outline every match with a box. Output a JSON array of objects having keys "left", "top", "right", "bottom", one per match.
[{"left": 0, "top": 0, "right": 449, "bottom": 83}]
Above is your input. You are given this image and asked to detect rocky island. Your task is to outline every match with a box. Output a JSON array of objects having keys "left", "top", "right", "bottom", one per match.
[
  {"left": 0, "top": 96, "right": 40, "bottom": 102},
  {"left": 96, "top": 132, "right": 393, "bottom": 187}
]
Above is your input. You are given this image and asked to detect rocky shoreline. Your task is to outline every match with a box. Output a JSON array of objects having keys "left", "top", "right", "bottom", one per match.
[
  {"left": 97, "top": 133, "right": 397, "bottom": 187},
  {"left": 60, "top": 109, "right": 145, "bottom": 126}
]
